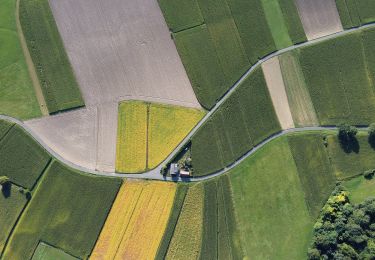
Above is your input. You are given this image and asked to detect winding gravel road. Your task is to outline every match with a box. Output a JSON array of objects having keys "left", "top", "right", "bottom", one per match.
[{"left": 1, "top": 22, "right": 374, "bottom": 182}]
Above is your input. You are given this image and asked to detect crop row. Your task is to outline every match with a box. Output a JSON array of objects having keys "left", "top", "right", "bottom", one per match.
[
  {"left": 191, "top": 67, "right": 281, "bottom": 176},
  {"left": 160, "top": 0, "right": 306, "bottom": 109},
  {"left": 336, "top": 0, "right": 375, "bottom": 29},
  {"left": 19, "top": 0, "right": 84, "bottom": 113}
]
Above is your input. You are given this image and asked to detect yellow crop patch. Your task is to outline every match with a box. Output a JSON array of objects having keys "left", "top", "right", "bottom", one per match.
[
  {"left": 116, "top": 101, "right": 204, "bottom": 173},
  {"left": 116, "top": 101, "right": 147, "bottom": 173},
  {"left": 91, "top": 180, "right": 176, "bottom": 260},
  {"left": 148, "top": 103, "right": 204, "bottom": 169}
]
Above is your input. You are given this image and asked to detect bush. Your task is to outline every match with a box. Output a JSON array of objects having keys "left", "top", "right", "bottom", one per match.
[{"left": 364, "top": 169, "right": 375, "bottom": 179}]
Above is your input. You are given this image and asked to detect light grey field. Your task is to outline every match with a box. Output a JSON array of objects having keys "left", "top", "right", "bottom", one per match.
[
  {"left": 25, "top": 0, "right": 201, "bottom": 172},
  {"left": 294, "top": 0, "right": 343, "bottom": 40}
]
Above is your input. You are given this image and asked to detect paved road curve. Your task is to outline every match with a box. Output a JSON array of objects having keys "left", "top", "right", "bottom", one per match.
[{"left": 1, "top": 22, "right": 375, "bottom": 182}]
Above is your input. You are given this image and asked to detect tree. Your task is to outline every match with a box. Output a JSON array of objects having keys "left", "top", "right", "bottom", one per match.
[
  {"left": 0, "top": 176, "right": 9, "bottom": 185},
  {"left": 338, "top": 123, "right": 358, "bottom": 140},
  {"left": 368, "top": 123, "right": 375, "bottom": 148}
]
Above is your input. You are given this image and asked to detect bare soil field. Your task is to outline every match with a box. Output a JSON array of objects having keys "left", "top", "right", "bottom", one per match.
[
  {"left": 294, "top": 0, "right": 343, "bottom": 40},
  {"left": 262, "top": 57, "right": 295, "bottom": 129},
  {"left": 48, "top": 0, "right": 200, "bottom": 109}
]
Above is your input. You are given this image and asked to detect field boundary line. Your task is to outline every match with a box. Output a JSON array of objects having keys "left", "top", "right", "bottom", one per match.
[{"left": 15, "top": 0, "right": 49, "bottom": 116}]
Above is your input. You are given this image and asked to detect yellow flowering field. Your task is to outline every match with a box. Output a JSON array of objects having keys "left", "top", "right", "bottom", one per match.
[
  {"left": 148, "top": 103, "right": 205, "bottom": 169},
  {"left": 91, "top": 180, "right": 176, "bottom": 260},
  {"left": 116, "top": 101, "right": 147, "bottom": 173},
  {"left": 165, "top": 183, "right": 204, "bottom": 260}
]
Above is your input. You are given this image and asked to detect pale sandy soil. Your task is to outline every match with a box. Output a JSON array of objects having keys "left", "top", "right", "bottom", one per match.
[
  {"left": 25, "top": 0, "right": 202, "bottom": 172},
  {"left": 294, "top": 0, "right": 343, "bottom": 40},
  {"left": 262, "top": 57, "right": 295, "bottom": 129}
]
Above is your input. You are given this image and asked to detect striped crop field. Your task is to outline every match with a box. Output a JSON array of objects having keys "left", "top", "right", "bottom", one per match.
[
  {"left": 91, "top": 180, "right": 176, "bottom": 260},
  {"left": 116, "top": 101, "right": 204, "bottom": 173}
]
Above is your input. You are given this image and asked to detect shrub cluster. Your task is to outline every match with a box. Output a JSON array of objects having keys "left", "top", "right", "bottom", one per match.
[{"left": 308, "top": 186, "right": 375, "bottom": 259}]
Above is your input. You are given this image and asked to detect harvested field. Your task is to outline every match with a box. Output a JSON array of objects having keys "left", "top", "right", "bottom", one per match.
[
  {"left": 166, "top": 183, "right": 204, "bottom": 260},
  {"left": 32, "top": 242, "right": 78, "bottom": 260},
  {"left": 91, "top": 180, "right": 176, "bottom": 260},
  {"left": 294, "top": 0, "right": 343, "bottom": 40},
  {"left": 3, "top": 160, "right": 121, "bottom": 259},
  {"left": 261, "top": 57, "right": 294, "bottom": 129},
  {"left": 0, "top": 184, "right": 28, "bottom": 253},
  {"left": 0, "top": 0, "right": 41, "bottom": 120},
  {"left": 0, "top": 125, "right": 51, "bottom": 190},
  {"left": 48, "top": 0, "right": 200, "bottom": 109},
  {"left": 279, "top": 51, "right": 318, "bottom": 127}
]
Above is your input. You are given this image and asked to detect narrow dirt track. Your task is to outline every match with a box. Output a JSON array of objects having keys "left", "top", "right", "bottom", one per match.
[
  {"left": 15, "top": 0, "right": 49, "bottom": 116},
  {"left": 3, "top": 22, "right": 375, "bottom": 182}
]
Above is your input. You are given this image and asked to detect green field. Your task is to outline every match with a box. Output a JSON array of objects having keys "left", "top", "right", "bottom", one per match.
[
  {"left": 327, "top": 133, "right": 375, "bottom": 180},
  {"left": 0, "top": 0, "right": 41, "bottom": 119},
  {"left": 229, "top": 137, "right": 313, "bottom": 259},
  {"left": 19, "top": 0, "right": 84, "bottom": 113},
  {"left": 3, "top": 160, "right": 121, "bottom": 259},
  {"left": 174, "top": 25, "right": 229, "bottom": 109},
  {"left": 32, "top": 242, "right": 79, "bottom": 260},
  {"left": 191, "top": 67, "right": 281, "bottom": 176},
  {"left": 0, "top": 125, "right": 51, "bottom": 190},
  {"left": 0, "top": 184, "right": 28, "bottom": 253},
  {"left": 278, "top": 0, "right": 307, "bottom": 44},
  {"left": 261, "top": 0, "right": 292, "bottom": 49},
  {"left": 0, "top": 119, "right": 14, "bottom": 140},
  {"left": 158, "top": 0, "right": 203, "bottom": 32},
  {"left": 299, "top": 31, "right": 375, "bottom": 125},
  {"left": 279, "top": 51, "right": 318, "bottom": 127},
  {"left": 288, "top": 133, "right": 336, "bottom": 218},
  {"left": 155, "top": 184, "right": 188, "bottom": 260},
  {"left": 344, "top": 176, "right": 375, "bottom": 204},
  {"left": 336, "top": 0, "right": 375, "bottom": 28}
]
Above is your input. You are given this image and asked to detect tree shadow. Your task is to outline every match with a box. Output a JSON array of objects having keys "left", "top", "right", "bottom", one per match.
[
  {"left": 339, "top": 136, "right": 360, "bottom": 154},
  {"left": 368, "top": 135, "right": 375, "bottom": 150},
  {"left": 1, "top": 182, "right": 11, "bottom": 198}
]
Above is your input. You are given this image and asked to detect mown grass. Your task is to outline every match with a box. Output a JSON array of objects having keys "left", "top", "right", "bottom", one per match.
[
  {"left": 288, "top": 133, "right": 336, "bottom": 218},
  {"left": 0, "top": 184, "right": 28, "bottom": 253},
  {"left": 261, "top": 0, "right": 292, "bottom": 49},
  {"left": 148, "top": 103, "right": 204, "bottom": 169},
  {"left": 92, "top": 180, "right": 176, "bottom": 259},
  {"left": 229, "top": 137, "right": 313, "bottom": 259},
  {"left": 19, "top": 0, "right": 84, "bottom": 113},
  {"left": 278, "top": 0, "right": 307, "bottom": 44},
  {"left": 327, "top": 133, "right": 375, "bottom": 180},
  {"left": 155, "top": 184, "right": 188, "bottom": 260},
  {"left": 344, "top": 176, "right": 375, "bottom": 204},
  {"left": 32, "top": 242, "right": 78, "bottom": 260},
  {"left": 0, "top": 125, "right": 51, "bottom": 190},
  {"left": 3, "top": 160, "right": 121, "bottom": 259},
  {"left": 0, "top": 0, "right": 41, "bottom": 119},
  {"left": 158, "top": 0, "right": 203, "bottom": 32},
  {"left": 279, "top": 51, "right": 318, "bottom": 127},
  {"left": 116, "top": 101, "right": 148, "bottom": 173},
  {"left": 299, "top": 31, "right": 375, "bottom": 125},
  {"left": 165, "top": 183, "right": 204, "bottom": 260},
  {"left": 192, "top": 67, "right": 281, "bottom": 176}
]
